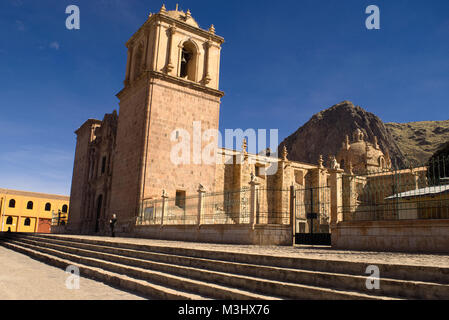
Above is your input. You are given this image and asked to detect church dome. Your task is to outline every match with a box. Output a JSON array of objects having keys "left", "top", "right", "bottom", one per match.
[{"left": 336, "top": 129, "right": 391, "bottom": 173}]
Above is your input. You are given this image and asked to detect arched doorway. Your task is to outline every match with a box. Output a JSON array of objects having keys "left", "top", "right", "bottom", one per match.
[{"left": 95, "top": 194, "right": 103, "bottom": 233}]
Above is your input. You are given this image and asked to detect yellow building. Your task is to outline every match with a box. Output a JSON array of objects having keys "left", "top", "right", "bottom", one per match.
[{"left": 0, "top": 188, "right": 70, "bottom": 233}]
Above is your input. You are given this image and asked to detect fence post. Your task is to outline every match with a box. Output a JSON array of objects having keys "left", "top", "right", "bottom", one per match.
[
  {"left": 249, "top": 175, "right": 260, "bottom": 229},
  {"left": 160, "top": 189, "right": 168, "bottom": 227},
  {"left": 197, "top": 184, "right": 206, "bottom": 227},
  {"left": 290, "top": 185, "right": 296, "bottom": 246}
]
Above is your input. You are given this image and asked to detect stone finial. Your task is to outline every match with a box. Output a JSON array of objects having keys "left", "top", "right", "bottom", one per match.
[
  {"left": 318, "top": 155, "right": 324, "bottom": 168},
  {"left": 209, "top": 24, "right": 216, "bottom": 34},
  {"left": 345, "top": 135, "right": 350, "bottom": 150},
  {"left": 160, "top": 4, "right": 167, "bottom": 14},
  {"left": 148, "top": 12, "right": 153, "bottom": 18},
  {"left": 282, "top": 146, "right": 288, "bottom": 161},
  {"left": 162, "top": 189, "right": 168, "bottom": 198},
  {"left": 374, "top": 136, "right": 379, "bottom": 149},
  {"left": 242, "top": 138, "right": 247, "bottom": 153},
  {"left": 185, "top": 9, "right": 192, "bottom": 20},
  {"left": 197, "top": 183, "right": 206, "bottom": 193}
]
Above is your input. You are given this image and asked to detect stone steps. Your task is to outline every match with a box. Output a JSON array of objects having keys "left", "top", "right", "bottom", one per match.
[
  {"left": 7, "top": 236, "right": 388, "bottom": 300},
  {"left": 2, "top": 239, "right": 279, "bottom": 300},
  {"left": 1, "top": 233, "right": 448, "bottom": 299},
  {"left": 15, "top": 235, "right": 449, "bottom": 299},
  {"left": 28, "top": 234, "right": 449, "bottom": 284},
  {"left": 0, "top": 241, "right": 207, "bottom": 300}
]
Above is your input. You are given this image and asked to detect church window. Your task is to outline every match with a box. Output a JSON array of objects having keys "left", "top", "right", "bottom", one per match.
[
  {"left": 9, "top": 199, "right": 15, "bottom": 208},
  {"left": 45, "top": 203, "right": 51, "bottom": 211},
  {"left": 24, "top": 218, "right": 31, "bottom": 226},
  {"left": 27, "top": 201, "right": 33, "bottom": 210},
  {"left": 6, "top": 216, "right": 13, "bottom": 225},
  {"left": 101, "top": 156, "right": 107, "bottom": 174},
  {"left": 62, "top": 204, "right": 68, "bottom": 213},
  {"left": 175, "top": 190, "right": 186, "bottom": 209},
  {"left": 379, "top": 157, "right": 386, "bottom": 168}
]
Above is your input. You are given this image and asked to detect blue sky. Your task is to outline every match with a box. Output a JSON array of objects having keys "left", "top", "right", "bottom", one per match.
[{"left": 0, "top": 0, "right": 448, "bottom": 195}]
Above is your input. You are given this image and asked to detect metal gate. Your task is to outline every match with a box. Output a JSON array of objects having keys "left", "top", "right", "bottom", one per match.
[{"left": 295, "top": 186, "right": 331, "bottom": 245}]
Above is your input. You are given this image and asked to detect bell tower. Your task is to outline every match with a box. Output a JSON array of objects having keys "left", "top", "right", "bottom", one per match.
[{"left": 109, "top": 4, "right": 225, "bottom": 224}]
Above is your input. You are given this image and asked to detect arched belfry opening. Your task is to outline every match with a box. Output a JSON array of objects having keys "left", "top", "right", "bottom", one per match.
[{"left": 179, "top": 40, "right": 198, "bottom": 81}]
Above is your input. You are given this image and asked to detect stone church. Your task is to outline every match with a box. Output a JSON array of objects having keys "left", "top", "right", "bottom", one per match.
[{"left": 66, "top": 5, "right": 393, "bottom": 241}]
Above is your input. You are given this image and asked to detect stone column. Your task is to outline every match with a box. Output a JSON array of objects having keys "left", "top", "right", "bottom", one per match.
[
  {"left": 203, "top": 40, "right": 212, "bottom": 85},
  {"left": 160, "top": 190, "right": 168, "bottom": 227},
  {"left": 249, "top": 176, "right": 260, "bottom": 229},
  {"left": 197, "top": 185, "right": 206, "bottom": 227},
  {"left": 329, "top": 168, "right": 344, "bottom": 228},
  {"left": 166, "top": 25, "right": 176, "bottom": 74}
]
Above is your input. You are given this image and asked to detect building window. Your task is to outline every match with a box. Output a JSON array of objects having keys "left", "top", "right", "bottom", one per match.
[
  {"left": 24, "top": 218, "right": 31, "bottom": 226},
  {"left": 62, "top": 204, "right": 68, "bottom": 213},
  {"left": 27, "top": 201, "right": 33, "bottom": 210},
  {"left": 255, "top": 165, "right": 265, "bottom": 177},
  {"left": 175, "top": 190, "right": 186, "bottom": 209},
  {"left": 101, "top": 156, "right": 107, "bottom": 175},
  {"left": 8, "top": 199, "right": 16, "bottom": 208},
  {"left": 6, "top": 216, "right": 13, "bottom": 225},
  {"left": 45, "top": 203, "right": 51, "bottom": 211}
]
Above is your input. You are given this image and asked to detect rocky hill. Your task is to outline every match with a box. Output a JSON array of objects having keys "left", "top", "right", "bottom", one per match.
[
  {"left": 385, "top": 121, "right": 449, "bottom": 165},
  {"left": 279, "top": 101, "right": 449, "bottom": 168}
]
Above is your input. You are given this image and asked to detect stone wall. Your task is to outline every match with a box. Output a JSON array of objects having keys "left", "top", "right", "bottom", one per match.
[
  {"left": 131, "top": 224, "right": 292, "bottom": 245},
  {"left": 332, "top": 219, "right": 449, "bottom": 253}
]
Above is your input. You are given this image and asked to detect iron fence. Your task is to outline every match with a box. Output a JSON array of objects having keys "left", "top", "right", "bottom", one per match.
[
  {"left": 137, "top": 187, "right": 254, "bottom": 226},
  {"left": 256, "top": 188, "right": 291, "bottom": 225},
  {"left": 295, "top": 186, "right": 331, "bottom": 233},
  {"left": 342, "top": 156, "right": 449, "bottom": 221},
  {"left": 202, "top": 188, "right": 251, "bottom": 224}
]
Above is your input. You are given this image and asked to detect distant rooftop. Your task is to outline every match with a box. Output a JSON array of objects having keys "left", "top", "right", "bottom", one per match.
[{"left": 385, "top": 184, "right": 449, "bottom": 200}]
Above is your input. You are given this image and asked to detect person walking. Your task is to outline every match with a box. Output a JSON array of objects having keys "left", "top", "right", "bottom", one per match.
[{"left": 109, "top": 214, "right": 117, "bottom": 237}]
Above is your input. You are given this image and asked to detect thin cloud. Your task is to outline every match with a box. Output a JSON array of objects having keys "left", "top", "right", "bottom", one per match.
[
  {"left": 15, "top": 20, "right": 25, "bottom": 31},
  {"left": 49, "top": 41, "right": 60, "bottom": 50}
]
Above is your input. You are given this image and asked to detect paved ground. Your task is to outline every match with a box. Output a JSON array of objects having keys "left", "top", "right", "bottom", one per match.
[
  {"left": 50, "top": 234, "right": 449, "bottom": 268},
  {"left": 0, "top": 246, "right": 145, "bottom": 300}
]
